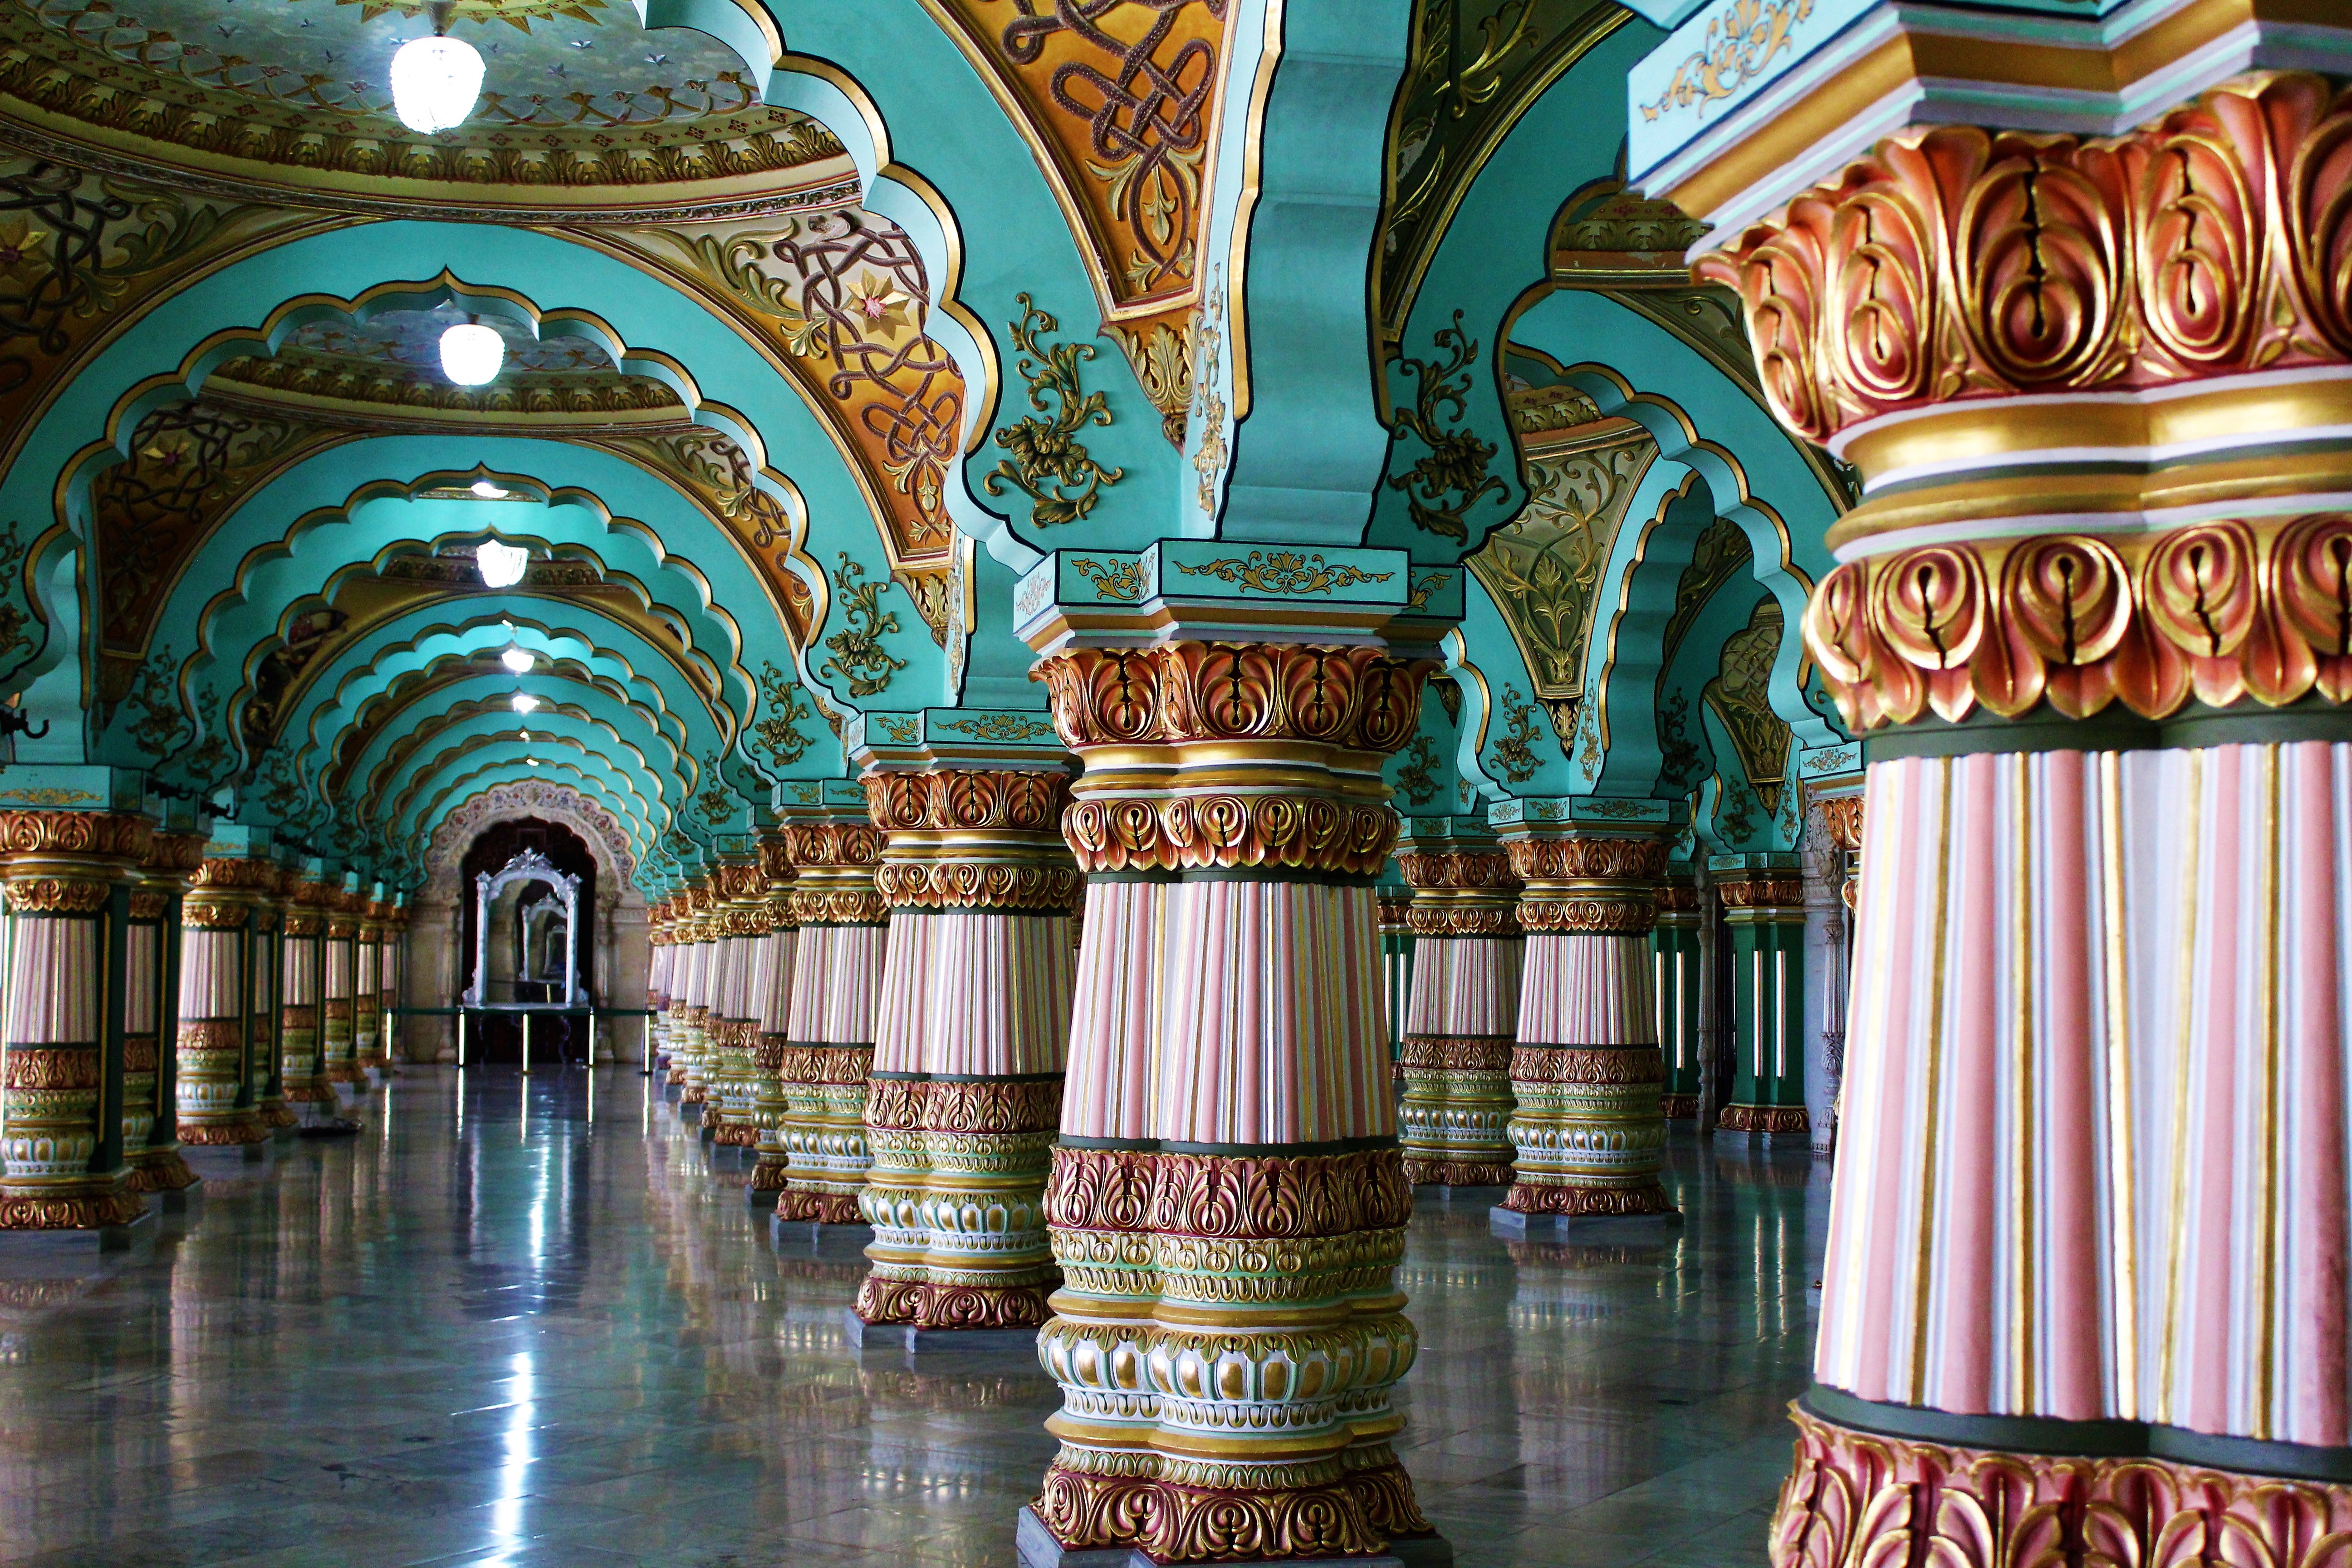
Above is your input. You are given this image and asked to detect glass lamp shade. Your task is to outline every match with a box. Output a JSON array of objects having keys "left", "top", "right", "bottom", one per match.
[
  {"left": 438, "top": 322, "right": 504, "bottom": 386},
  {"left": 500, "top": 645, "right": 534, "bottom": 673},
  {"left": 511, "top": 691, "right": 540, "bottom": 714},
  {"left": 390, "top": 34, "right": 484, "bottom": 134},
  {"left": 476, "top": 541, "right": 530, "bottom": 588}
]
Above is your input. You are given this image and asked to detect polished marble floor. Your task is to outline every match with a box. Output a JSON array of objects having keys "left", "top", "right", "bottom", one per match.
[{"left": 0, "top": 1068, "right": 1825, "bottom": 1568}]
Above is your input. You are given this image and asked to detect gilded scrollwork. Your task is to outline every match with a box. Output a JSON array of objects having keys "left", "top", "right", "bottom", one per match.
[
  {"left": 751, "top": 662, "right": 814, "bottom": 769},
  {"left": 1387, "top": 310, "right": 1508, "bottom": 540},
  {"left": 985, "top": 294, "right": 1125, "bottom": 528},
  {"left": 1173, "top": 550, "right": 1395, "bottom": 596},
  {"left": 1394, "top": 734, "right": 1441, "bottom": 805},
  {"left": 1490, "top": 684, "right": 1547, "bottom": 783},
  {"left": 820, "top": 554, "right": 907, "bottom": 699}
]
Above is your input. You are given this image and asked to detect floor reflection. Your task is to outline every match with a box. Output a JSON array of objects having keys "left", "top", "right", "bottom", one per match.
[{"left": 0, "top": 1068, "right": 1822, "bottom": 1567}]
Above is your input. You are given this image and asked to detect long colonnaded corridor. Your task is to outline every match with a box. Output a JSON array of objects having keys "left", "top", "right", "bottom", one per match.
[{"left": 0, "top": 1067, "right": 1818, "bottom": 1568}]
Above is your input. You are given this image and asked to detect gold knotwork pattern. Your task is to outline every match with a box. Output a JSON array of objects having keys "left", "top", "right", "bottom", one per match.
[
  {"left": 1035, "top": 643, "right": 1429, "bottom": 753},
  {"left": 4, "top": 877, "right": 112, "bottom": 913},
  {"left": 1696, "top": 74, "right": 2352, "bottom": 446},
  {"left": 1805, "top": 516, "right": 2352, "bottom": 731}
]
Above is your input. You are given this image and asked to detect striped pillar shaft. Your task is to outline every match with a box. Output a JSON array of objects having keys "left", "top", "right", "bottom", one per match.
[
  {"left": 321, "top": 892, "right": 362, "bottom": 1088},
  {"left": 1499, "top": 831, "right": 1674, "bottom": 1219},
  {"left": 1395, "top": 830, "right": 1521, "bottom": 1187},
  {"left": 281, "top": 883, "right": 331, "bottom": 1106},
  {"left": 749, "top": 834, "right": 799, "bottom": 1192},
  {"left": 1681, "top": 70, "right": 2352, "bottom": 1558},
  {"left": 1715, "top": 867, "right": 1808, "bottom": 1141},
  {"left": 706, "top": 862, "right": 768, "bottom": 1144},
  {"left": 1652, "top": 878, "right": 1703, "bottom": 1120},
  {"left": 647, "top": 905, "right": 675, "bottom": 1062},
  {"left": 0, "top": 812, "right": 149, "bottom": 1229},
  {"left": 178, "top": 858, "right": 270, "bottom": 1147},
  {"left": 127, "top": 833, "right": 202, "bottom": 1191},
  {"left": 852, "top": 766, "right": 1078, "bottom": 1333},
  {"left": 353, "top": 915, "right": 383, "bottom": 1071},
  {"left": 678, "top": 878, "right": 724, "bottom": 1107},
  {"left": 775, "top": 813, "right": 884, "bottom": 1225},
  {"left": 1030, "top": 641, "right": 1436, "bottom": 1564},
  {"left": 666, "top": 910, "right": 708, "bottom": 1086}
]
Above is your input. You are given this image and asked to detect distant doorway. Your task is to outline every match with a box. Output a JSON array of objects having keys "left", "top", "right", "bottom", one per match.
[{"left": 458, "top": 818, "right": 597, "bottom": 1064}]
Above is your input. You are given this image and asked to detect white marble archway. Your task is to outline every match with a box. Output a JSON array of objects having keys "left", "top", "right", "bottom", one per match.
[{"left": 406, "top": 782, "right": 650, "bottom": 1063}]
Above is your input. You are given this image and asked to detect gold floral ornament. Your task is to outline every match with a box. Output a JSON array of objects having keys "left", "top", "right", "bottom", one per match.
[
  {"left": 873, "top": 715, "right": 920, "bottom": 744},
  {"left": 1388, "top": 311, "right": 1509, "bottom": 540},
  {"left": 1070, "top": 557, "right": 1145, "bottom": 602},
  {"left": 123, "top": 649, "right": 191, "bottom": 756},
  {"left": 1395, "top": 733, "right": 1440, "bottom": 805},
  {"left": 933, "top": 714, "right": 1058, "bottom": 741},
  {"left": 1491, "top": 683, "right": 1548, "bottom": 783},
  {"left": 820, "top": 553, "right": 907, "bottom": 698},
  {"left": 1174, "top": 550, "right": 1396, "bottom": 595},
  {"left": 752, "top": 662, "right": 813, "bottom": 768},
  {"left": 986, "top": 294, "right": 1124, "bottom": 527},
  {"left": 0, "top": 520, "right": 33, "bottom": 668},
  {"left": 1637, "top": 0, "right": 1815, "bottom": 124}
]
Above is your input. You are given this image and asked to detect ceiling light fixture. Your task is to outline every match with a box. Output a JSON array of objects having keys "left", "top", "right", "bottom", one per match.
[
  {"left": 439, "top": 322, "right": 503, "bottom": 386},
  {"left": 390, "top": 1, "right": 483, "bottom": 134},
  {"left": 511, "top": 691, "right": 540, "bottom": 714},
  {"left": 500, "top": 645, "right": 533, "bottom": 673},
  {"left": 470, "top": 479, "right": 508, "bottom": 499},
  {"left": 477, "top": 539, "right": 529, "bottom": 589}
]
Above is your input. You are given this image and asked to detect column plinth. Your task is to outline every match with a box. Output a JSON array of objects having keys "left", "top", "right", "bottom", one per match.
[
  {"left": 1394, "top": 826, "right": 1520, "bottom": 1187},
  {"left": 1497, "top": 829, "right": 1674, "bottom": 1219},
  {"left": 1028, "top": 638, "right": 1438, "bottom": 1563},
  {"left": 774, "top": 812, "right": 882, "bottom": 1225},
  {"left": 851, "top": 765, "right": 1076, "bottom": 1333},
  {"left": 0, "top": 810, "right": 151, "bottom": 1228},
  {"left": 1669, "top": 65, "right": 2352, "bottom": 1548}
]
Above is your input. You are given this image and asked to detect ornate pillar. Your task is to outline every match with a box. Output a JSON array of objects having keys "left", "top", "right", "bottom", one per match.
[
  {"left": 125, "top": 831, "right": 202, "bottom": 1190},
  {"left": 647, "top": 897, "right": 676, "bottom": 1067},
  {"left": 1494, "top": 827, "right": 1674, "bottom": 1222},
  {"left": 1710, "top": 858, "right": 1808, "bottom": 1145},
  {"left": 1026, "top": 639, "right": 1437, "bottom": 1564},
  {"left": 748, "top": 837, "right": 798, "bottom": 1195},
  {"left": 353, "top": 901, "right": 385, "bottom": 1076},
  {"left": 851, "top": 763, "right": 1077, "bottom": 1338},
  {"left": 774, "top": 802, "right": 882, "bottom": 1225},
  {"left": 247, "top": 876, "right": 292, "bottom": 1132},
  {"left": 281, "top": 878, "right": 330, "bottom": 1110},
  {"left": 1393, "top": 821, "right": 1520, "bottom": 1187},
  {"left": 706, "top": 860, "right": 765, "bottom": 1145},
  {"left": 0, "top": 809, "right": 150, "bottom": 1228},
  {"left": 673, "top": 880, "right": 717, "bottom": 1100},
  {"left": 1642, "top": 48, "right": 2352, "bottom": 1555},
  {"left": 176, "top": 847, "right": 273, "bottom": 1147},
  {"left": 321, "top": 887, "right": 363, "bottom": 1089},
  {"left": 1652, "top": 875, "right": 1702, "bottom": 1120}
]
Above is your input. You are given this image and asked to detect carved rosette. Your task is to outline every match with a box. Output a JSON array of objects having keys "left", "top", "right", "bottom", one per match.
[{"left": 1035, "top": 642, "right": 1430, "bottom": 876}]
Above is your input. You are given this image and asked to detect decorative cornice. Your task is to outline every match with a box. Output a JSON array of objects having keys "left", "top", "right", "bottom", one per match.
[{"left": 1034, "top": 643, "right": 1429, "bottom": 754}]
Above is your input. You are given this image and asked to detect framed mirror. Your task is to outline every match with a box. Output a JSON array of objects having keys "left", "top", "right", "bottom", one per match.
[{"left": 464, "top": 849, "right": 581, "bottom": 1006}]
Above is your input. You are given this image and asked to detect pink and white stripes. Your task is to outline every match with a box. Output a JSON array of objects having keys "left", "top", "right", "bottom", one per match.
[
  {"left": 784, "top": 926, "right": 886, "bottom": 1044},
  {"left": 180, "top": 929, "right": 240, "bottom": 1023},
  {"left": 1818, "top": 742, "right": 2352, "bottom": 1447},
  {"left": 125, "top": 922, "right": 158, "bottom": 1035},
  {"left": 1405, "top": 938, "right": 1522, "bottom": 1037},
  {"left": 1518, "top": 935, "right": 1656, "bottom": 1046},
  {"left": 6, "top": 918, "right": 95, "bottom": 1044},
  {"left": 883, "top": 912, "right": 1073, "bottom": 1078},
  {"left": 1062, "top": 880, "right": 1391, "bottom": 1146},
  {"left": 758, "top": 929, "right": 795, "bottom": 1034},
  {"left": 283, "top": 935, "right": 318, "bottom": 1007}
]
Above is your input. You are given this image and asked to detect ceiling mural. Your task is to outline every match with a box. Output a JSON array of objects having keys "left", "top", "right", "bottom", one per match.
[{"left": 0, "top": 0, "right": 857, "bottom": 211}]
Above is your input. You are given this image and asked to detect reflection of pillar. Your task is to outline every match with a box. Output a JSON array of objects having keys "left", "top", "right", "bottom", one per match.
[
  {"left": 281, "top": 878, "right": 330, "bottom": 1107},
  {"left": 1667, "top": 64, "right": 2352, "bottom": 1554},
  {"left": 775, "top": 808, "right": 882, "bottom": 1225},
  {"left": 748, "top": 836, "right": 798, "bottom": 1193},
  {"left": 0, "top": 810, "right": 150, "bottom": 1228},
  {"left": 1652, "top": 876, "right": 1702, "bottom": 1119},
  {"left": 1498, "top": 828, "right": 1674, "bottom": 1219},
  {"left": 127, "top": 832, "right": 204, "bottom": 1188},
  {"left": 852, "top": 765, "right": 1076, "bottom": 1333},
  {"left": 321, "top": 888, "right": 363, "bottom": 1088},
  {"left": 1394, "top": 823, "right": 1520, "bottom": 1186},
  {"left": 353, "top": 902, "right": 385, "bottom": 1074},
  {"left": 177, "top": 848, "right": 272, "bottom": 1147},
  {"left": 707, "top": 860, "right": 765, "bottom": 1145},
  {"left": 1028, "top": 641, "right": 1436, "bottom": 1563},
  {"left": 1712, "top": 859, "right": 1807, "bottom": 1143}
]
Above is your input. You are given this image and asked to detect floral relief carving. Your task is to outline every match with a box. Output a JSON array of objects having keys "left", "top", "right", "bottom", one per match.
[
  {"left": 821, "top": 554, "right": 908, "bottom": 699},
  {"left": 1387, "top": 310, "right": 1509, "bottom": 540},
  {"left": 986, "top": 294, "right": 1125, "bottom": 527},
  {"left": 1174, "top": 550, "right": 1395, "bottom": 595}
]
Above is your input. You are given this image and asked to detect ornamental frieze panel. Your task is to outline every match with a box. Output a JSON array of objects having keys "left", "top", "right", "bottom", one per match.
[
  {"left": 1701, "top": 597, "right": 1792, "bottom": 818},
  {"left": 862, "top": 767, "right": 1071, "bottom": 833},
  {"left": 1695, "top": 73, "right": 2352, "bottom": 449},
  {"left": 1035, "top": 642, "right": 1429, "bottom": 753}
]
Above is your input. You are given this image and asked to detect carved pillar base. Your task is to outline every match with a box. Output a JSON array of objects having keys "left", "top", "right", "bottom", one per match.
[
  {"left": 176, "top": 1019, "right": 266, "bottom": 1145},
  {"left": 1772, "top": 1403, "right": 2352, "bottom": 1568},
  {"left": 1398, "top": 1036, "right": 1516, "bottom": 1187},
  {"left": 748, "top": 1029, "right": 792, "bottom": 1190}
]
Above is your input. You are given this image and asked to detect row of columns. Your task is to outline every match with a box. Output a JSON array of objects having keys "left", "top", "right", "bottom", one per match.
[{"left": 0, "top": 814, "right": 407, "bottom": 1229}]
